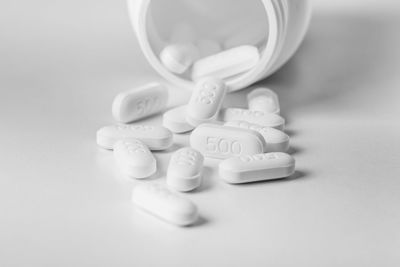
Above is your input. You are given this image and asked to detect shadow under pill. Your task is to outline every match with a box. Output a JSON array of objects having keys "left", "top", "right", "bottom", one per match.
[{"left": 194, "top": 166, "right": 214, "bottom": 193}]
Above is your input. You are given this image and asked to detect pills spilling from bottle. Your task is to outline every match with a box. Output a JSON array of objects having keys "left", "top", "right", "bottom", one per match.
[{"left": 95, "top": 25, "right": 302, "bottom": 227}]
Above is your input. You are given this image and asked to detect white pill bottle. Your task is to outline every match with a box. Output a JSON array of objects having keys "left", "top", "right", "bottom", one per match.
[{"left": 128, "top": 0, "right": 312, "bottom": 92}]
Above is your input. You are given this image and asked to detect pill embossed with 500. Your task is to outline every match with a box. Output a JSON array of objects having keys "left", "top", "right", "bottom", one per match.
[
  {"left": 112, "top": 83, "right": 168, "bottom": 124},
  {"left": 190, "top": 124, "right": 265, "bottom": 159}
]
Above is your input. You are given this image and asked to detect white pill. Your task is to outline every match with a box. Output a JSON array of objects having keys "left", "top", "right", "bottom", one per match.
[
  {"left": 191, "top": 45, "right": 260, "bottom": 81},
  {"left": 96, "top": 124, "right": 173, "bottom": 151},
  {"left": 160, "top": 43, "right": 200, "bottom": 74},
  {"left": 220, "top": 108, "right": 285, "bottom": 131},
  {"left": 132, "top": 183, "right": 198, "bottom": 226},
  {"left": 197, "top": 39, "right": 222, "bottom": 58},
  {"left": 219, "top": 152, "right": 295, "bottom": 184},
  {"left": 112, "top": 83, "right": 168, "bottom": 123},
  {"left": 170, "top": 22, "right": 196, "bottom": 43},
  {"left": 248, "top": 88, "right": 280, "bottom": 114},
  {"left": 163, "top": 105, "right": 194, "bottom": 133},
  {"left": 167, "top": 148, "right": 204, "bottom": 192},
  {"left": 225, "top": 121, "right": 289, "bottom": 152},
  {"left": 186, "top": 77, "right": 227, "bottom": 127},
  {"left": 190, "top": 123, "right": 265, "bottom": 159},
  {"left": 114, "top": 140, "right": 156, "bottom": 179}
]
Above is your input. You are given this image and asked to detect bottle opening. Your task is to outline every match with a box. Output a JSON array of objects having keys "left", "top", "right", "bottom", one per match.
[{"left": 133, "top": 0, "right": 280, "bottom": 91}]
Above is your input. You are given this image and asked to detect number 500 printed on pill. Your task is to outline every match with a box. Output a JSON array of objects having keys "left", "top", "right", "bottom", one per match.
[
  {"left": 190, "top": 124, "right": 265, "bottom": 159},
  {"left": 186, "top": 77, "right": 226, "bottom": 127},
  {"left": 112, "top": 83, "right": 168, "bottom": 123}
]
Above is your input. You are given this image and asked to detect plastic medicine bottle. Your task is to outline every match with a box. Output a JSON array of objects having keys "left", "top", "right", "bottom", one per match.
[{"left": 128, "top": 0, "right": 312, "bottom": 92}]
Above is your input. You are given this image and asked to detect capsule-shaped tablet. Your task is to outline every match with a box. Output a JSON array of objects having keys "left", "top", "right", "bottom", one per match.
[
  {"left": 132, "top": 183, "right": 198, "bottom": 226},
  {"left": 219, "top": 152, "right": 295, "bottom": 184},
  {"left": 112, "top": 83, "right": 168, "bottom": 123},
  {"left": 160, "top": 43, "right": 200, "bottom": 74},
  {"left": 186, "top": 77, "right": 227, "bottom": 127},
  {"left": 190, "top": 124, "right": 265, "bottom": 159},
  {"left": 191, "top": 45, "right": 260, "bottom": 81},
  {"left": 220, "top": 108, "right": 285, "bottom": 130},
  {"left": 114, "top": 140, "right": 156, "bottom": 179},
  {"left": 247, "top": 88, "right": 280, "bottom": 114},
  {"left": 163, "top": 105, "right": 194, "bottom": 133},
  {"left": 197, "top": 39, "right": 222, "bottom": 58},
  {"left": 225, "top": 121, "right": 289, "bottom": 152},
  {"left": 96, "top": 124, "right": 173, "bottom": 150},
  {"left": 167, "top": 148, "right": 204, "bottom": 192}
]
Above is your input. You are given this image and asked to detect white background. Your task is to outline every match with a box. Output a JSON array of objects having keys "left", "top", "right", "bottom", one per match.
[{"left": 1, "top": 0, "right": 399, "bottom": 266}]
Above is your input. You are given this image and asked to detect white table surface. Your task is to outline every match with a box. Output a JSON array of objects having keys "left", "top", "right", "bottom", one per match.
[{"left": 1, "top": 0, "right": 399, "bottom": 266}]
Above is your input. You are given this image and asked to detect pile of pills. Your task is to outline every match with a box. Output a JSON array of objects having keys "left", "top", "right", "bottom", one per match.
[
  {"left": 96, "top": 79, "right": 295, "bottom": 227},
  {"left": 96, "top": 26, "right": 295, "bottom": 227}
]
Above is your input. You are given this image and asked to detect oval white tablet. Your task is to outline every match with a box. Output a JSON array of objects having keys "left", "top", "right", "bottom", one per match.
[
  {"left": 167, "top": 148, "right": 204, "bottom": 192},
  {"left": 220, "top": 108, "right": 285, "bottom": 130},
  {"left": 190, "top": 123, "right": 265, "bottom": 159},
  {"left": 219, "top": 152, "right": 295, "bottom": 184},
  {"left": 163, "top": 105, "right": 194, "bottom": 133},
  {"left": 191, "top": 45, "right": 260, "bottom": 81},
  {"left": 96, "top": 124, "right": 173, "bottom": 150},
  {"left": 160, "top": 43, "right": 200, "bottom": 74},
  {"left": 186, "top": 77, "right": 227, "bottom": 127},
  {"left": 247, "top": 87, "right": 280, "bottom": 114},
  {"left": 112, "top": 83, "right": 169, "bottom": 123},
  {"left": 132, "top": 183, "right": 199, "bottom": 226},
  {"left": 224, "top": 121, "right": 289, "bottom": 152},
  {"left": 114, "top": 140, "right": 156, "bottom": 179}
]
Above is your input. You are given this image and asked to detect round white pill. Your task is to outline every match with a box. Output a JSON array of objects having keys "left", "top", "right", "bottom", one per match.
[
  {"left": 186, "top": 77, "right": 227, "bottom": 127},
  {"left": 219, "top": 152, "right": 295, "bottom": 184},
  {"left": 162, "top": 105, "right": 194, "bottom": 134},
  {"left": 247, "top": 87, "right": 280, "bottom": 114},
  {"left": 132, "top": 183, "right": 199, "bottom": 226},
  {"left": 191, "top": 45, "right": 260, "bottom": 81},
  {"left": 190, "top": 123, "right": 265, "bottom": 159},
  {"left": 112, "top": 82, "right": 168, "bottom": 124},
  {"left": 167, "top": 148, "right": 204, "bottom": 192},
  {"left": 220, "top": 108, "right": 285, "bottom": 130},
  {"left": 160, "top": 43, "right": 199, "bottom": 74},
  {"left": 224, "top": 121, "right": 289, "bottom": 152},
  {"left": 96, "top": 124, "right": 173, "bottom": 151},
  {"left": 114, "top": 139, "right": 156, "bottom": 179}
]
